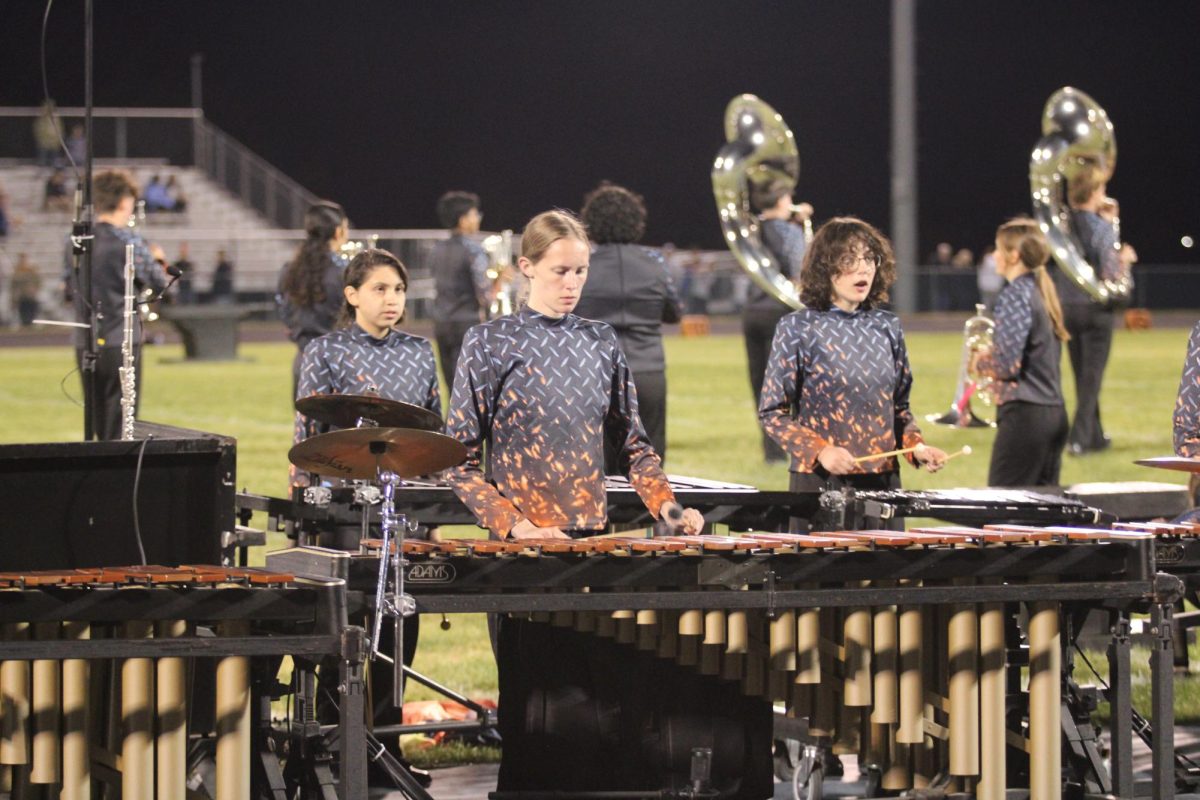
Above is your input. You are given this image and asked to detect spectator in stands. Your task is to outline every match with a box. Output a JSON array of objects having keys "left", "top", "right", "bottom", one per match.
[
  {"left": 174, "top": 243, "right": 195, "bottom": 305},
  {"left": 210, "top": 250, "right": 234, "bottom": 303},
  {"left": 33, "top": 101, "right": 61, "bottom": 167},
  {"left": 164, "top": 175, "right": 188, "bottom": 212},
  {"left": 0, "top": 179, "right": 10, "bottom": 239},
  {"left": 11, "top": 254, "right": 42, "bottom": 327},
  {"left": 143, "top": 175, "right": 173, "bottom": 212},
  {"left": 43, "top": 168, "right": 72, "bottom": 212},
  {"left": 65, "top": 124, "right": 86, "bottom": 168},
  {"left": 278, "top": 200, "right": 350, "bottom": 394}
]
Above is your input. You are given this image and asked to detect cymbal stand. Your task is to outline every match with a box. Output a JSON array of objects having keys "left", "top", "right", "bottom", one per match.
[{"left": 369, "top": 462, "right": 417, "bottom": 707}]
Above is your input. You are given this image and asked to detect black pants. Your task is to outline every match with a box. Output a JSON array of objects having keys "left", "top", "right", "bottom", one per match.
[
  {"left": 77, "top": 346, "right": 141, "bottom": 441},
  {"left": 742, "top": 306, "right": 789, "bottom": 462},
  {"left": 495, "top": 617, "right": 773, "bottom": 798},
  {"left": 988, "top": 401, "right": 1068, "bottom": 487},
  {"left": 1063, "top": 303, "right": 1114, "bottom": 450},
  {"left": 604, "top": 369, "right": 667, "bottom": 472},
  {"left": 434, "top": 319, "right": 477, "bottom": 391}
]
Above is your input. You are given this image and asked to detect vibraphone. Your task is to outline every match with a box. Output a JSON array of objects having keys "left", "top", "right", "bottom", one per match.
[
  {"left": 267, "top": 523, "right": 1184, "bottom": 800},
  {"left": 0, "top": 565, "right": 369, "bottom": 800}
]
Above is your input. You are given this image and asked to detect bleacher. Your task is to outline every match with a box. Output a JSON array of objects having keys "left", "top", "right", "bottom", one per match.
[{"left": 0, "top": 159, "right": 296, "bottom": 323}]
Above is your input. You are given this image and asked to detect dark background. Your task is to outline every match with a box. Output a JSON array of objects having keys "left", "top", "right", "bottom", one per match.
[{"left": 3, "top": 1, "right": 1198, "bottom": 262}]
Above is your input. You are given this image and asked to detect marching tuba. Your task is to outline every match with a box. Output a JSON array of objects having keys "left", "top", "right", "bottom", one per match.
[
  {"left": 1030, "top": 87, "right": 1131, "bottom": 306},
  {"left": 711, "top": 94, "right": 804, "bottom": 310}
]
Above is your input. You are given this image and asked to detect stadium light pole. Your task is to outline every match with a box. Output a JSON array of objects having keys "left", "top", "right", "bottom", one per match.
[{"left": 890, "top": 0, "right": 918, "bottom": 314}]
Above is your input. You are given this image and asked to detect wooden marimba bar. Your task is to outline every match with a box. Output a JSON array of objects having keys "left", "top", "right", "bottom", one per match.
[
  {"left": 351, "top": 523, "right": 1169, "bottom": 799},
  {"left": 0, "top": 565, "right": 352, "bottom": 800}
]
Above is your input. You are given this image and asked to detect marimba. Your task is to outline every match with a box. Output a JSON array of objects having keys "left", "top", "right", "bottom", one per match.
[
  {"left": 0, "top": 565, "right": 367, "bottom": 800},
  {"left": 266, "top": 524, "right": 1183, "bottom": 799}
]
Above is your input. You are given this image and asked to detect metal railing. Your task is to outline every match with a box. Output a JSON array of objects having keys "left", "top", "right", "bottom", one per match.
[{"left": 0, "top": 106, "right": 316, "bottom": 229}]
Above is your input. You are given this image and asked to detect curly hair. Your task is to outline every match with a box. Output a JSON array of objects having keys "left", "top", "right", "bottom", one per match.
[
  {"left": 280, "top": 201, "right": 347, "bottom": 307},
  {"left": 799, "top": 216, "right": 896, "bottom": 311},
  {"left": 580, "top": 182, "right": 646, "bottom": 244}
]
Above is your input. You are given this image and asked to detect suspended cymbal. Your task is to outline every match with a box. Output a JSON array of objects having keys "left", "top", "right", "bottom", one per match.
[
  {"left": 1134, "top": 456, "right": 1200, "bottom": 474},
  {"left": 288, "top": 427, "right": 466, "bottom": 480},
  {"left": 295, "top": 393, "right": 442, "bottom": 432}
]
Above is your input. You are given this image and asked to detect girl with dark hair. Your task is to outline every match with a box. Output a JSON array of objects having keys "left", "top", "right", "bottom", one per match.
[
  {"left": 573, "top": 182, "right": 681, "bottom": 468},
  {"left": 293, "top": 248, "right": 440, "bottom": 484},
  {"left": 759, "top": 217, "right": 946, "bottom": 506},
  {"left": 973, "top": 219, "right": 1070, "bottom": 486},
  {"left": 278, "top": 200, "right": 350, "bottom": 392}
]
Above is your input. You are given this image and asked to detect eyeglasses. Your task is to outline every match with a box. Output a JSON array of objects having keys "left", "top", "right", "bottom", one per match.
[{"left": 835, "top": 252, "right": 881, "bottom": 272}]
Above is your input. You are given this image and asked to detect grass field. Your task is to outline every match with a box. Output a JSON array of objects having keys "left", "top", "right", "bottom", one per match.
[{"left": 1, "top": 323, "right": 1196, "bottom": 727}]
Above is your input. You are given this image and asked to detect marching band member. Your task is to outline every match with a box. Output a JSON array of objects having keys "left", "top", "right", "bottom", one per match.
[
  {"left": 429, "top": 190, "right": 491, "bottom": 389},
  {"left": 293, "top": 247, "right": 440, "bottom": 452},
  {"left": 445, "top": 208, "right": 699, "bottom": 540},
  {"left": 573, "top": 181, "right": 682, "bottom": 469},
  {"left": 972, "top": 219, "right": 1070, "bottom": 486},
  {"left": 1173, "top": 320, "right": 1200, "bottom": 458},
  {"left": 278, "top": 200, "right": 350, "bottom": 397},
  {"left": 743, "top": 180, "right": 811, "bottom": 463},
  {"left": 758, "top": 217, "right": 946, "bottom": 507},
  {"left": 1053, "top": 157, "right": 1137, "bottom": 455},
  {"left": 446, "top": 211, "right": 776, "bottom": 797},
  {"left": 292, "top": 247, "right": 439, "bottom": 787},
  {"left": 69, "top": 169, "right": 171, "bottom": 440}
]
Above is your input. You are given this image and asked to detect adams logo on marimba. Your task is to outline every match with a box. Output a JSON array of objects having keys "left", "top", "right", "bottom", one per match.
[{"left": 407, "top": 563, "right": 456, "bottom": 584}]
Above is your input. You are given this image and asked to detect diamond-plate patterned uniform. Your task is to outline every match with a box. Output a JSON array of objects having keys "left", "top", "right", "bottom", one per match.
[
  {"left": 292, "top": 325, "right": 441, "bottom": 483},
  {"left": 759, "top": 307, "right": 923, "bottom": 473},
  {"left": 446, "top": 308, "right": 675, "bottom": 537},
  {"left": 1174, "top": 321, "right": 1200, "bottom": 457},
  {"left": 975, "top": 273, "right": 1064, "bottom": 406}
]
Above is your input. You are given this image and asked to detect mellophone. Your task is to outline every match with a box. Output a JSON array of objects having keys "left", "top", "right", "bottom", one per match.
[
  {"left": 0, "top": 565, "right": 363, "bottom": 800},
  {"left": 265, "top": 521, "right": 1186, "bottom": 799}
]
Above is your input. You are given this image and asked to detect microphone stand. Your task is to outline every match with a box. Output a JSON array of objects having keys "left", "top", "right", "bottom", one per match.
[{"left": 74, "top": 0, "right": 98, "bottom": 440}]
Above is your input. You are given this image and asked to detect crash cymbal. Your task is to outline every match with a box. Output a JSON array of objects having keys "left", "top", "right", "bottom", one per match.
[
  {"left": 1134, "top": 456, "right": 1200, "bottom": 473},
  {"left": 295, "top": 393, "right": 442, "bottom": 432},
  {"left": 288, "top": 427, "right": 466, "bottom": 480}
]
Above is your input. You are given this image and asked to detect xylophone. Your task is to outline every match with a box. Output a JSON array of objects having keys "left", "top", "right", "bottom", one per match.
[
  {"left": 0, "top": 565, "right": 368, "bottom": 800},
  {"left": 266, "top": 523, "right": 1184, "bottom": 799}
]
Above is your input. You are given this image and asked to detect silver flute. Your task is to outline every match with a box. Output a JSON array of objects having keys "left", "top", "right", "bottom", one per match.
[{"left": 119, "top": 243, "right": 137, "bottom": 440}]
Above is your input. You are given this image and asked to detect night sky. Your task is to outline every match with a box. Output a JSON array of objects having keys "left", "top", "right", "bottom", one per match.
[{"left": 4, "top": 1, "right": 1199, "bottom": 263}]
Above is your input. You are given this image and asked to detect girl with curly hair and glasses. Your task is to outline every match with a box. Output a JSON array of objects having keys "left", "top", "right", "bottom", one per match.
[{"left": 759, "top": 217, "right": 946, "bottom": 508}]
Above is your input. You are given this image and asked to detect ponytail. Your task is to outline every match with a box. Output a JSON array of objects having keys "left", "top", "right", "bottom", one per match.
[
  {"left": 997, "top": 217, "right": 1071, "bottom": 342},
  {"left": 1032, "top": 266, "right": 1071, "bottom": 342}
]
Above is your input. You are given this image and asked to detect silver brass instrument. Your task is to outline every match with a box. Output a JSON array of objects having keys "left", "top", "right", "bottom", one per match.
[
  {"left": 340, "top": 233, "right": 380, "bottom": 262},
  {"left": 712, "top": 94, "right": 804, "bottom": 310},
  {"left": 927, "top": 304, "right": 995, "bottom": 428},
  {"left": 119, "top": 243, "right": 138, "bottom": 441},
  {"left": 1030, "top": 87, "right": 1131, "bottom": 305},
  {"left": 483, "top": 229, "right": 521, "bottom": 318}
]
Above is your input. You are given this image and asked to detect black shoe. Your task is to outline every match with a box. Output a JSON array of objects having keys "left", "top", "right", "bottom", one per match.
[
  {"left": 1068, "top": 442, "right": 1087, "bottom": 456},
  {"left": 1092, "top": 436, "right": 1112, "bottom": 453}
]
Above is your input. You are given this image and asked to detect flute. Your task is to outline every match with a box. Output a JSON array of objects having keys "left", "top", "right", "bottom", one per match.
[{"left": 119, "top": 243, "right": 137, "bottom": 441}]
